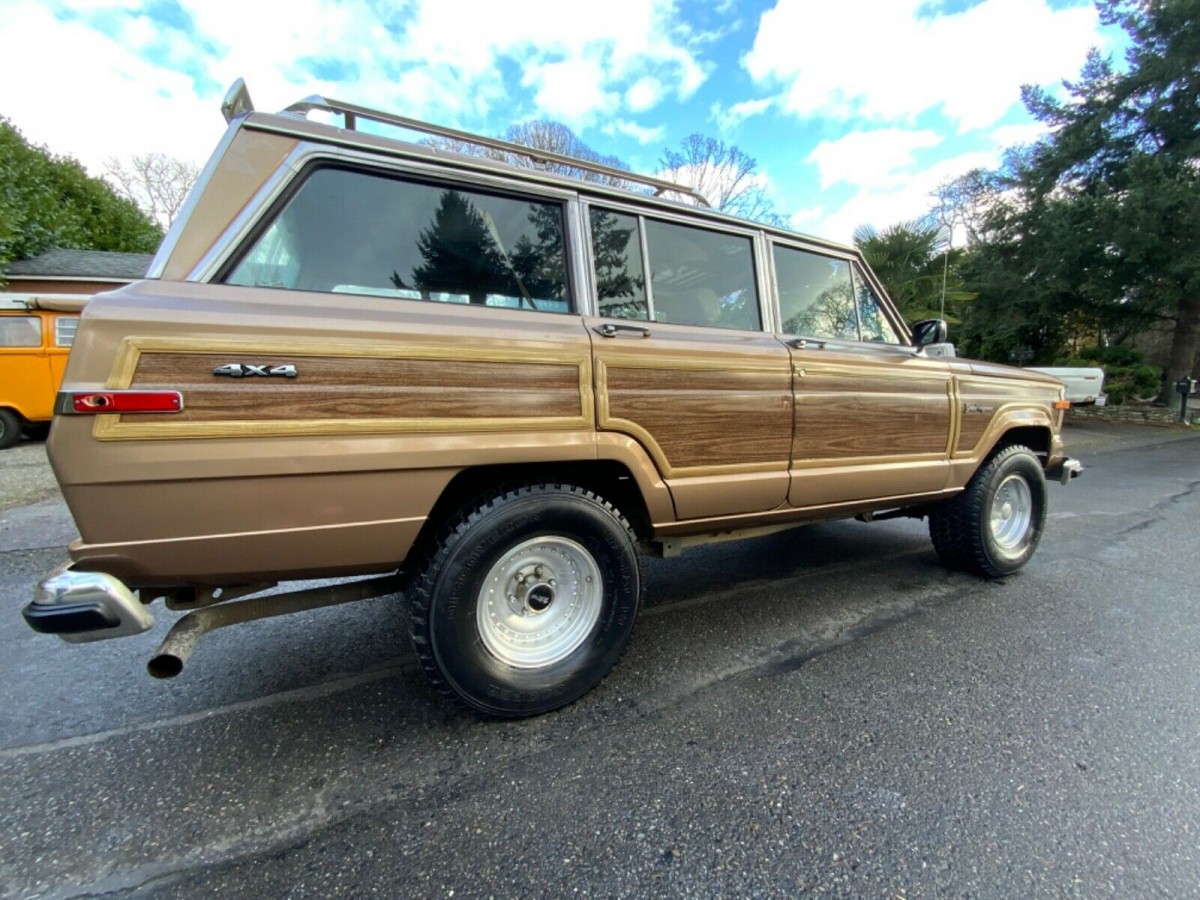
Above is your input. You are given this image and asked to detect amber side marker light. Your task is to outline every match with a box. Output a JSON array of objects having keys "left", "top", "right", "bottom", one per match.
[
  {"left": 64, "top": 391, "right": 184, "bottom": 414},
  {"left": 1053, "top": 400, "right": 1071, "bottom": 410}
]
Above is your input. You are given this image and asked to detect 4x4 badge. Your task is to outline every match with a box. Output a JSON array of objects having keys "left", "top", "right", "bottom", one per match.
[{"left": 213, "top": 363, "right": 298, "bottom": 378}]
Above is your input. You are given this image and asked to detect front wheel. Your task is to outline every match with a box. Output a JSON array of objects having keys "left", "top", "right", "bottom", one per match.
[
  {"left": 929, "top": 444, "right": 1048, "bottom": 577},
  {"left": 409, "top": 484, "right": 642, "bottom": 717}
]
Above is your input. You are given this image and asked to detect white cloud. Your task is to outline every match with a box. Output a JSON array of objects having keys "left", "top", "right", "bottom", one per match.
[
  {"left": 0, "top": 3, "right": 217, "bottom": 172},
  {"left": 603, "top": 119, "right": 667, "bottom": 145},
  {"left": 710, "top": 96, "right": 774, "bottom": 132},
  {"left": 0, "top": 0, "right": 709, "bottom": 177},
  {"left": 626, "top": 77, "right": 665, "bottom": 112},
  {"left": 522, "top": 58, "right": 620, "bottom": 127},
  {"left": 799, "top": 150, "right": 999, "bottom": 244},
  {"left": 807, "top": 129, "right": 942, "bottom": 190},
  {"left": 746, "top": 0, "right": 1104, "bottom": 131}
]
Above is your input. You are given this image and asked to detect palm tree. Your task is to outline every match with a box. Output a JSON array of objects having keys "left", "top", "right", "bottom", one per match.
[{"left": 853, "top": 220, "right": 974, "bottom": 324}]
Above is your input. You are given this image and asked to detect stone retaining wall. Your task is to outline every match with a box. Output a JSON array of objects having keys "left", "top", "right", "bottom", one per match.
[{"left": 1068, "top": 404, "right": 1198, "bottom": 427}]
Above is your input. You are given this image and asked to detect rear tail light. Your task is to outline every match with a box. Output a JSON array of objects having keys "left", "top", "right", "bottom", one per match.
[{"left": 60, "top": 391, "right": 184, "bottom": 414}]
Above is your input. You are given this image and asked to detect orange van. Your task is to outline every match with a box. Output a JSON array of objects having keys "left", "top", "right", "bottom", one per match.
[{"left": 0, "top": 295, "right": 86, "bottom": 449}]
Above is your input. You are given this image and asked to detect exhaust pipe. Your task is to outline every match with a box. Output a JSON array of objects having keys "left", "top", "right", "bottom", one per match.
[{"left": 147, "top": 574, "right": 405, "bottom": 678}]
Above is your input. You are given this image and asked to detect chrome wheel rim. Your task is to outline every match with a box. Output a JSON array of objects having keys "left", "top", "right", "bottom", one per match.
[
  {"left": 989, "top": 474, "right": 1033, "bottom": 556},
  {"left": 476, "top": 536, "right": 603, "bottom": 669}
]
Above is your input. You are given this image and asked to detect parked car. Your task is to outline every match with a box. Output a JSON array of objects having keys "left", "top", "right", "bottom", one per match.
[
  {"left": 1028, "top": 366, "right": 1106, "bottom": 406},
  {"left": 0, "top": 295, "right": 85, "bottom": 449},
  {"left": 23, "top": 80, "right": 1081, "bottom": 716}
]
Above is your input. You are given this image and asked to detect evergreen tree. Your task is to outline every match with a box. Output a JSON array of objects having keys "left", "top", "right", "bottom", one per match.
[
  {"left": 967, "top": 0, "right": 1200, "bottom": 398},
  {"left": 0, "top": 118, "right": 161, "bottom": 278}
]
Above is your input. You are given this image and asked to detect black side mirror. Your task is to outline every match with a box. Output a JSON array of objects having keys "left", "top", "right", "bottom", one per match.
[{"left": 912, "top": 319, "right": 948, "bottom": 347}]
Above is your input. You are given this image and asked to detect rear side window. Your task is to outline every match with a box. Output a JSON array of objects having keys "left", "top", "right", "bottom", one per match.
[
  {"left": 590, "top": 206, "right": 761, "bottom": 331},
  {"left": 773, "top": 245, "right": 857, "bottom": 340},
  {"left": 0, "top": 316, "right": 42, "bottom": 348},
  {"left": 227, "top": 168, "right": 572, "bottom": 313}
]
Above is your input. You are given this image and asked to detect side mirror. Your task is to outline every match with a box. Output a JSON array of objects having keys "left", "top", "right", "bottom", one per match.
[{"left": 911, "top": 319, "right": 948, "bottom": 347}]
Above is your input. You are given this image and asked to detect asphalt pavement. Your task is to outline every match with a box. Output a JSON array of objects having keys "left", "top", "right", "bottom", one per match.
[{"left": 1, "top": 419, "right": 1198, "bottom": 898}]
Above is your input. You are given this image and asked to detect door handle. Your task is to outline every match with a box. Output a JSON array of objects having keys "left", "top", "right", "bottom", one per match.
[
  {"left": 786, "top": 338, "right": 826, "bottom": 350},
  {"left": 593, "top": 322, "right": 651, "bottom": 338}
]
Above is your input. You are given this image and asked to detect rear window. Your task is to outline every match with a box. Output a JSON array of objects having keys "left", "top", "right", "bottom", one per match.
[{"left": 227, "top": 168, "right": 572, "bottom": 313}]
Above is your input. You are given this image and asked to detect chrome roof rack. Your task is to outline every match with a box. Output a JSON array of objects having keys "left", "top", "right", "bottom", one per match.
[{"left": 274, "top": 90, "right": 711, "bottom": 207}]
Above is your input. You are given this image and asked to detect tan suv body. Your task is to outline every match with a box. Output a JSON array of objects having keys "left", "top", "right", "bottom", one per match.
[{"left": 25, "top": 83, "right": 1079, "bottom": 715}]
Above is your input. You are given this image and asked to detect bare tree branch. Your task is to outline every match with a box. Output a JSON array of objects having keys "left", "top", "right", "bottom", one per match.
[
  {"left": 657, "top": 134, "right": 785, "bottom": 226},
  {"left": 104, "top": 153, "right": 200, "bottom": 231}
]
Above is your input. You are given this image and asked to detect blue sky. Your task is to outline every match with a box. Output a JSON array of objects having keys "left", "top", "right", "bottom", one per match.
[{"left": 0, "top": 0, "right": 1124, "bottom": 242}]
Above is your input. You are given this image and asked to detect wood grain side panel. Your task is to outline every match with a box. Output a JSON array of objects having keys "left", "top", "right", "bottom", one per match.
[
  {"left": 96, "top": 336, "right": 592, "bottom": 439},
  {"left": 955, "top": 378, "right": 1059, "bottom": 454},
  {"left": 791, "top": 365, "right": 951, "bottom": 464},
  {"left": 793, "top": 392, "right": 951, "bottom": 461},
  {"left": 129, "top": 353, "right": 580, "bottom": 422},
  {"left": 599, "top": 363, "right": 792, "bottom": 475}
]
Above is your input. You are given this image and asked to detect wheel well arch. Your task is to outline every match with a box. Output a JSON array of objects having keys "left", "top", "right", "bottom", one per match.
[
  {"left": 991, "top": 425, "right": 1051, "bottom": 462},
  {"left": 408, "top": 460, "right": 654, "bottom": 568}
]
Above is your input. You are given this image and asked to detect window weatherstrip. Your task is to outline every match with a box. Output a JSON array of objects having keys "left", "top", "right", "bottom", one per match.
[{"left": 637, "top": 214, "right": 655, "bottom": 324}]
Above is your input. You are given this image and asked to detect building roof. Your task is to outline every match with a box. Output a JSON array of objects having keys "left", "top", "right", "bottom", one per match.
[{"left": 6, "top": 248, "right": 154, "bottom": 281}]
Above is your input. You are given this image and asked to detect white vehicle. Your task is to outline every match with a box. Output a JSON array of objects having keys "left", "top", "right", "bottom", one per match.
[{"left": 1028, "top": 367, "right": 1106, "bottom": 406}]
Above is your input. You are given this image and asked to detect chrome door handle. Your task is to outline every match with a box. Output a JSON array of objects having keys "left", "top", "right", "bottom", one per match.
[
  {"left": 786, "top": 338, "right": 826, "bottom": 350},
  {"left": 593, "top": 322, "right": 651, "bottom": 338}
]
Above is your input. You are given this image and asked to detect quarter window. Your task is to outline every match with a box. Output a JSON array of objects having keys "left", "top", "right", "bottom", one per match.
[
  {"left": 773, "top": 245, "right": 858, "bottom": 341},
  {"left": 227, "top": 168, "right": 572, "bottom": 313},
  {"left": 590, "top": 209, "right": 647, "bottom": 320},
  {"left": 54, "top": 316, "right": 79, "bottom": 347},
  {"left": 590, "top": 207, "right": 761, "bottom": 331},
  {"left": 852, "top": 264, "right": 902, "bottom": 344}
]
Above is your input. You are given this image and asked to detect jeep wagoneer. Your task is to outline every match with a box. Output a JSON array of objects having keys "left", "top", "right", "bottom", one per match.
[{"left": 23, "top": 80, "right": 1080, "bottom": 716}]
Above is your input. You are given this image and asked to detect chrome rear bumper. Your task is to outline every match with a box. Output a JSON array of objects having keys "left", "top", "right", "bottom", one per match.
[{"left": 23, "top": 565, "right": 154, "bottom": 643}]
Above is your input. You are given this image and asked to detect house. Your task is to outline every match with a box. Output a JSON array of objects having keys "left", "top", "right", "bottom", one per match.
[{"left": 2, "top": 248, "right": 153, "bottom": 297}]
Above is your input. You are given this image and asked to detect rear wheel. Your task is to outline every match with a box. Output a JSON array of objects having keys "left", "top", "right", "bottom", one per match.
[
  {"left": 929, "top": 444, "right": 1047, "bottom": 577},
  {"left": 0, "top": 409, "right": 22, "bottom": 450},
  {"left": 409, "top": 484, "right": 641, "bottom": 717}
]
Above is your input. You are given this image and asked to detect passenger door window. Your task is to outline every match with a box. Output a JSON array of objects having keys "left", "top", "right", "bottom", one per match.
[
  {"left": 589, "top": 206, "right": 761, "bottom": 332},
  {"left": 227, "top": 168, "right": 572, "bottom": 313},
  {"left": 773, "top": 246, "right": 858, "bottom": 341}
]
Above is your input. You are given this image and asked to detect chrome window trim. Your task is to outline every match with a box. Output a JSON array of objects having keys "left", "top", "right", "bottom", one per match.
[
  {"left": 564, "top": 198, "right": 595, "bottom": 317},
  {"left": 637, "top": 214, "right": 656, "bottom": 324}
]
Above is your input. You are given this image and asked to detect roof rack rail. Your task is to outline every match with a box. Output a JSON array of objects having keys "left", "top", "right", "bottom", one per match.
[{"left": 278, "top": 92, "right": 711, "bottom": 207}]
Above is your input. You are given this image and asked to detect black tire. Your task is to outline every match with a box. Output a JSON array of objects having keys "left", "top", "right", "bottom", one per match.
[
  {"left": 409, "top": 484, "right": 642, "bottom": 717},
  {"left": 0, "top": 409, "right": 22, "bottom": 450},
  {"left": 929, "top": 444, "right": 1048, "bottom": 578}
]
